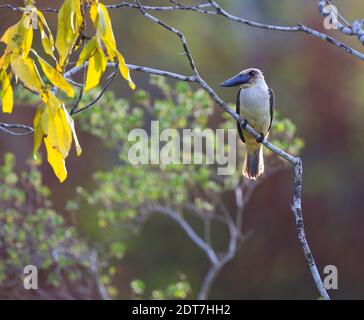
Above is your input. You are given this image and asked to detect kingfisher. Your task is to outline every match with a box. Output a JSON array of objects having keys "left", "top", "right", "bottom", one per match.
[{"left": 221, "top": 68, "right": 274, "bottom": 179}]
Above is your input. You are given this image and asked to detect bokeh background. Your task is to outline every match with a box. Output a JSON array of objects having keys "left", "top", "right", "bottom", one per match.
[{"left": 1, "top": 0, "right": 364, "bottom": 299}]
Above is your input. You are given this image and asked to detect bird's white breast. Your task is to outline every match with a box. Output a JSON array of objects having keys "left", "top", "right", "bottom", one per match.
[{"left": 239, "top": 82, "right": 270, "bottom": 134}]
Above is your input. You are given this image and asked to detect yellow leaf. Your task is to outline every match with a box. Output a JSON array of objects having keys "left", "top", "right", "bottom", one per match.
[
  {"left": 40, "top": 94, "right": 72, "bottom": 158},
  {"left": 0, "top": 52, "right": 11, "bottom": 70},
  {"left": 55, "top": 0, "right": 83, "bottom": 68},
  {"left": 37, "top": 11, "right": 56, "bottom": 61},
  {"left": 38, "top": 24, "right": 53, "bottom": 55},
  {"left": 0, "top": 70, "right": 13, "bottom": 113},
  {"left": 76, "top": 37, "right": 97, "bottom": 67},
  {"left": 10, "top": 55, "right": 43, "bottom": 93},
  {"left": 66, "top": 111, "right": 82, "bottom": 156},
  {"left": 33, "top": 107, "right": 43, "bottom": 158},
  {"left": 22, "top": 20, "right": 33, "bottom": 57},
  {"left": 96, "top": 3, "right": 117, "bottom": 60},
  {"left": 96, "top": 4, "right": 110, "bottom": 37},
  {"left": 1, "top": 19, "right": 24, "bottom": 48},
  {"left": 89, "top": 3, "right": 135, "bottom": 90},
  {"left": 89, "top": 2, "right": 98, "bottom": 27},
  {"left": 44, "top": 137, "right": 68, "bottom": 183},
  {"left": 35, "top": 91, "right": 80, "bottom": 182},
  {"left": 85, "top": 46, "right": 107, "bottom": 92},
  {"left": 0, "top": 15, "right": 33, "bottom": 57},
  {"left": 37, "top": 11, "right": 54, "bottom": 41},
  {"left": 116, "top": 51, "right": 135, "bottom": 90},
  {"left": 0, "top": 54, "right": 4, "bottom": 69},
  {"left": 35, "top": 52, "right": 74, "bottom": 97}
]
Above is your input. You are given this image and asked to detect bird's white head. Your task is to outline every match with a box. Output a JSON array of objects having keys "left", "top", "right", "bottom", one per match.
[{"left": 220, "top": 68, "right": 266, "bottom": 89}]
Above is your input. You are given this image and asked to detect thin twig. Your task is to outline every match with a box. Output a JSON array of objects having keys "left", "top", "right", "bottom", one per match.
[
  {"left": 71, "top": 66, "right": 118, "bottom": 116},
  {"left": 318, "top": 0, "right": 364, "bottom": 45},
  {"left": 107, "top": 2, "right": 213, "bottom": 13},
  {"left": 134, "top": 0, "right": 198, "bottom": 73},
  {"left": 0, "top": 122, "right": 34, "bottom": 136},
  {"left": 70, "top": 63, "right": 87, "bottom": 114},
  {"left": 291, "top": 159, "right": 330, "bottom": 300},
  {"left": 148, "top": 205, "right": 219, "bottom": 265},
  {"left": 0, "top": 4, "right": 22, "bottom": 12},
  {"left": 206, "top": 0, "right": 364, "bottom": 61}
]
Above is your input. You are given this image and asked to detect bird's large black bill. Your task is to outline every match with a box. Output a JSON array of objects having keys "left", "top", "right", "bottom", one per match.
[{"left": 220, "top": 73, "right": 250, "bottom": 87}]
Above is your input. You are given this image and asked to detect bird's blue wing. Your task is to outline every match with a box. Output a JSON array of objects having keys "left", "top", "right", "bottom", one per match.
[
  {"left": 268, "top": 88, "right": 275, "bottom": 132},
  {"left": 236, "top": 88, "right": 245, "bottom": 143}
]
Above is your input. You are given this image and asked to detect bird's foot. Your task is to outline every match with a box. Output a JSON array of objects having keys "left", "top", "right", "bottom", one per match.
[
  {"left": 256, "top": 133, "right": 265, "bottom": 143},
  {"left": 240, "top": 119, "right": 248, "bottom": 129}
]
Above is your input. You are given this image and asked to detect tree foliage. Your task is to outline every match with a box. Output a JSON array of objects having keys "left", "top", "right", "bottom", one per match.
[{"left": 0, "top": 153, "right": 94, "bottom": 298}]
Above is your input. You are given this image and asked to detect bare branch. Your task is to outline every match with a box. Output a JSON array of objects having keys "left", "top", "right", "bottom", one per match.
[
  {"left": 198, "top": 202, "right": 240, "bottom": 300},
  {"left": 0, "top": 4, "right": 58, "bottom": 13},
  {"left": 0, "top": 4, "right": 22, "bottom": 12},
  {"left": 127, "top": 64, "right": 196, "bottom": 82},
  {"left": 71, "top": 65, "right": 118, "bottom": 116},
  {"left": 292, "top": 159, "right": 330, "bottom": 300},
  {"left": 70, "top": 63, "right": 87, "bottom": 115},
  {"left": 134, "top": 0, "right": 198, "bottom": 73},
  {"left": 206, "top": 0, "right": 364, "bottom": 61},
  {"left": 107, "top": 2, "right": 213, "bottom": 13},
  {"left": 89, "top": 250, "right": 111, "bottom": 300},
  {"left": 99, "top": 1, "right": 364, "bottom": 61},
  {"left": 64, "top": 63, "right": 196, "bottom": 84},
  {"left": 318, "top": 0, "right": 364, "bottom": 45},
  {"left": 198, "top": 263, "right": 222, "bottom": 300},
  {"left": 0, "top": 122, "right": 34, "bottom": 136},
  {"left": 147, "top": 205, "right": 219, "bottom": 265}
]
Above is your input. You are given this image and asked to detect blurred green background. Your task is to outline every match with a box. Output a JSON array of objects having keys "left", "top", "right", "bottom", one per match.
[{"left": 1, "top": 0, "right": 364, "bottom": 299}]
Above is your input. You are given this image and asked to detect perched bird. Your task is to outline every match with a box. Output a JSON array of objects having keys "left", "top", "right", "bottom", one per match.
[{"left": 220, "top": 68, "right": 274, "bottom": 179}]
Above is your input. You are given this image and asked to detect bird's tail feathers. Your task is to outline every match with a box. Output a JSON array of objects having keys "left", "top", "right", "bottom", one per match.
[{"left": 243, "top": 145, "right": 264, "bottom": 180}]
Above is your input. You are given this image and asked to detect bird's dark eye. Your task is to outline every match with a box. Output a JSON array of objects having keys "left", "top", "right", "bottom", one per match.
[{"left": 249, "top": 70, "right": 256, "bottom": 76}]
